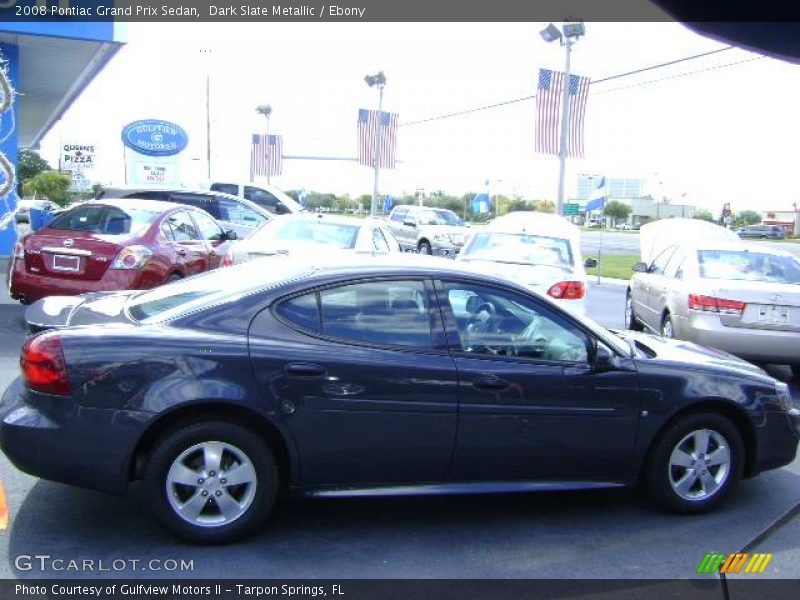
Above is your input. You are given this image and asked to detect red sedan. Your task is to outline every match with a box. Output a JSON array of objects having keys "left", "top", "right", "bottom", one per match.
[{"left": 8, "top": 198, "right": 237, "bottom": 304}]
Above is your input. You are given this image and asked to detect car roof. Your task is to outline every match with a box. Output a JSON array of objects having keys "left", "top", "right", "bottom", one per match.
[
  {"left": 98, "top": 186, "right": 272, "bottom": 216},
  {"left": 66, "top": 198, "right": 183, "bottom": 214}
]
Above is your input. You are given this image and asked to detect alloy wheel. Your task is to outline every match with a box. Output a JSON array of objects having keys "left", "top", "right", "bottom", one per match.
[{"left": 668, "top": 429, "right": 731, "bottom": 501}]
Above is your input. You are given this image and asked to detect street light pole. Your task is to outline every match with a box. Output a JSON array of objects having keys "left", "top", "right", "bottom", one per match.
[{"left": 556, "top": 38, "right": 572, "bottom": 218}]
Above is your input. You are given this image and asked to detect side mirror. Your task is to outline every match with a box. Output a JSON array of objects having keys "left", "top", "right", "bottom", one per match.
[
  {"left": 594, "top": 342, "right": 617, "bottom": 373},
  {"left": 403, "top": 219, "right": 416, "bottom": 228},
  {"left": 224, "top": 229, "right": 238, "bottom": 241},
  {"left": 632, "top": 262, "right": 648, "bottom": 273},
  {"left": 584, "top": 258, "right": 598, "bottom": 269}
]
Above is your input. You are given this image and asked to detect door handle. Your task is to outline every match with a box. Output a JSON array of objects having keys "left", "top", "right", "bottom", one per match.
[
  {"left": 473, "top": 375, "right": 510, "bottom": 391},
  {"left": 284, "top": 363, "right": 326, "bottom": 377}
]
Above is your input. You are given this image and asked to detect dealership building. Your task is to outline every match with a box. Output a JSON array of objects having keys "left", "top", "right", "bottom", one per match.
[{"left": 0, "top": 23, "right": 124, "bottom": 257}]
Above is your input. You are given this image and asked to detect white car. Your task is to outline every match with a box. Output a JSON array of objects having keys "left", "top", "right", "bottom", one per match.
[
  {"left": 223, "top": 213, "right": 402, "bottom": 265},
  {"left": 207, "top": 181, "right": 305, "bottom": 216},
  {"left": 457, "top": 212, "right": 595, "bottom": 315}
]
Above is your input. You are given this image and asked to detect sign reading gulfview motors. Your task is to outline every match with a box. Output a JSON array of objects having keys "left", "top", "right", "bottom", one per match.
[{"left": 121, "top": 119, "right": 188, "bottom": 157}]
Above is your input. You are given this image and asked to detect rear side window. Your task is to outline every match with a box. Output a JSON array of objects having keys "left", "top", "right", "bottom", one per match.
[
  {"left": 164, "top": 211, "right": 200, "bottom": 242},
  {"left": 276, "top": 294, "right": 321, "bottom": 333},
  {"left": 48, "top": 205, "right": 157, "bottom": 235},
  {"left": 210, "top": 183, "right": 239, "bottom": 196}
]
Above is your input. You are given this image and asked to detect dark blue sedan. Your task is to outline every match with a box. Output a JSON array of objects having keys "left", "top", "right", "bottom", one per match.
[{"left": 2, "top": 255, "right": 798, "bottom": 543}]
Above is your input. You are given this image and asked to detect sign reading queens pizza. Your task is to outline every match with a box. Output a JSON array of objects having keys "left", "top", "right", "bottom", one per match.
[
  {"left": 62, "top": 143, "right": 96, "bottom": 170},
  {"left": 121, "top": 119, "right": 189, "bottom": 157}
]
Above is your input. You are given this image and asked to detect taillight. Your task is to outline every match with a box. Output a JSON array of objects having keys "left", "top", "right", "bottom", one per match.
[
  {"left": 20, "top": 332, "right": 71, "bottom": 395},
  {"left": 547, "top": 281, "right": 585, "bottom": 300},
  {"left": 13, "top": 242, "right": 24, "bottom": 260},
  {"left": 111, "top": 245, "right": 152, "bottom": 270},
  {"left": 221, "top": 249, "right": 234, "bottom": 268},
  {"left": 688, "top": 294, "right": 745, "bottom": 315}
]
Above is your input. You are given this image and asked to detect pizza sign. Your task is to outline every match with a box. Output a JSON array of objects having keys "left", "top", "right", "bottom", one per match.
[{"left": 63, "top": 143, "right": 96, "bottom": 170}]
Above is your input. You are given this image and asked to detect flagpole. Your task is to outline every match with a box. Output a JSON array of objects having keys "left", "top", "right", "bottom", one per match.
[
  {"left": 556, "top": 38, "right": 572, "bottom": 217},
  {"left": 371, "top": 84, "right": 384, "bottom": 217}
]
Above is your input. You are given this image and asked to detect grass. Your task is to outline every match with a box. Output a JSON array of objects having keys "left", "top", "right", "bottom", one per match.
[{"left": 585, "top": 254, "right": 640, "bottom": 280}]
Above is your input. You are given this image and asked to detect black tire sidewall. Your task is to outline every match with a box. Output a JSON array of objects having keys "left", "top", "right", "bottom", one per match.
[
  {"left": 625, "top": 290, "right": 642, "bottom": 331},
  {"left": 143, "top": 421, "right": 278, "bottom": 544},
  {"left": 646, "top": 412, "right": 744, "bottom": 514},
  {"left": 418, "top": 241, "right": 432, "bottom": 254}
]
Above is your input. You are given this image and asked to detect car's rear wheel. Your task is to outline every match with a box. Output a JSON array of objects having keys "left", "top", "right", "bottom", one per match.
[
  {"left": 625, "top": 290, "right": 643, "bottom": 331},
  {"left": 418, "top": 240, "right": 432, "bottom": 255},
  {"left": 143, "top": 421, "right": 278, "bottom": 544},
  {"left": 661, "top": 313, "right": 674, "bottom": 338},
  {"left": 645, "top": 412, "right": 743, "bottom": 513},
  {"left": 166, "top": 273, "right": 182, "bottom": 283}
]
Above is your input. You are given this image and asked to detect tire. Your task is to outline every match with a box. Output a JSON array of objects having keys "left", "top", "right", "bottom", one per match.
[
  {"left": 645, "top": 412, "right": 744, "bottom": 514},
  {"left": 418, "top": 240, "right": 432, "bottom": 255},
  {"left": 166, "top": 273, "right": 182, "bottom": 283},
  {"left": 625, "top": 290, "right": 644, "bottom": 332},
  {"left": 661, "top": 313, "right": 674, "bottom": 338},
  {"left": 143, "top": 421, "right": 279, "bottom": 544}
]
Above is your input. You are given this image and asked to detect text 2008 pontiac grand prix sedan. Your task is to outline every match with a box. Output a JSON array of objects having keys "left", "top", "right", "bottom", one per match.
[{"left": 2, "top": 255, "right": 798, "bottom": 543}]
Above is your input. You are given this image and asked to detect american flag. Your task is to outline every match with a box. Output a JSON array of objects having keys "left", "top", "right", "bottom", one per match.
[
  {"left": 535, "top": 69, "right": 591, "bottom": 158},
  {"left": 250, "top": 134, "right": 282, "bottom": 178},
  {"left": 357, "top": 109, "right": 398, "bottom": 169}
]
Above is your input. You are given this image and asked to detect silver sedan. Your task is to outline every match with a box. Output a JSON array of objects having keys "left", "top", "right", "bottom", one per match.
[{"left": 626, "top": 240, "right": 800, "bottom": 375}]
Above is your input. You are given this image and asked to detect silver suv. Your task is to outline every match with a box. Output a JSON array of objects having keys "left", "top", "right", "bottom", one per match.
[{"left": 387, "top": 205, "right": 468, "bottom": 256}]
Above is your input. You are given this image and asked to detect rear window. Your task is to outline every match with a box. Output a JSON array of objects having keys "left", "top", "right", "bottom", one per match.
[
  {"left": 48, "top": 205, "right": 158, "bottom": 235},
  {"left": 126, "top": 260, "right": 315, "bottom": 322},
  {"left": 698, "top": 250, "right": 800, "bottom": 284},
  {"left": 255, "top": 219, "right": 360, "bottom": 248}
]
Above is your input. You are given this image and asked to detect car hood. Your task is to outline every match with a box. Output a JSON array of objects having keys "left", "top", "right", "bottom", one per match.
[
  {"left": 614, "top": 330, "right": 775, "bottom": 384},
  {"left": 25, "top": 291, "right": 137, "bottom": 332}
]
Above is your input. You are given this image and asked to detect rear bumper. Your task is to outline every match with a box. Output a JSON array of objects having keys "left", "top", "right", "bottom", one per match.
[
  {"left": 675, "top": 312, "right": 800, "bottom": 364},
  {"left": 9, "top": 260, "right": 145, "bottom": 304},
  {"left": 0, "top": 378, "right": 148, "bottom": 495}
]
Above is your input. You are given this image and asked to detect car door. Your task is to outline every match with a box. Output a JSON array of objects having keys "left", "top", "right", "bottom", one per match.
[
  {"left": 633, "top": 245, "right": 677, "bottom": 331},
  {"left": 647, "top": 247, "right": 685, "bottom": 329},
  {"left": 248, "top": 278, "right": 459, "bottom": 485},
  {"left": 161, "top": 210, "right": 210, "bottom": 276},
  {"left": 436, "top": 279, "right": 643, "bottom": 483},
  {"left": 388, "top": 206, "right": 411, "bottom": 250},
  {"left": 188, "top": 209, "right": 229, "bottom": 270}
]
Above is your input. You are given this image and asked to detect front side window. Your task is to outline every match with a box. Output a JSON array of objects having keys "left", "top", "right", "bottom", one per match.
[
  {"left": 243, "top": 186, "right": 289, "bottom": 215},
  {"left": 442, "top": 281, "right": 589, "bottom": 363},
  {"left": 190, "top": 210, "right": 226, "bottom": 242},
  {"left": 390, "top": 207, "right": 408, "bottom": 223},
  {"left": 418, "top": 209, "right": 463, "bottom": 226},
  {"left": 649, "top": 246, "right": 676, "bottom": 275},
  {"left": 319, "top": 280, "right": 432, "bottom": 348}
]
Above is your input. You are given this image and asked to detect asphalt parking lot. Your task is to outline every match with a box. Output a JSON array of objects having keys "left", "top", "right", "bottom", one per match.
[{"left": 0, "top": 263, "right": 798, "bottom": 580}]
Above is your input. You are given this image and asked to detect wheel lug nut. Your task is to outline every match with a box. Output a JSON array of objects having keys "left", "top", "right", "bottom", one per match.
[
  {"left": 220, "top": 478, "right": 227, "bottom": 484},
  {"left": 215, "top": 490, "right": 222, "bottom": 497},
  {"left": 201, "top": 490, "right": 209, "bottom": 497},
  {"left": 197, "top": 478, "right": 204, "bottom": 484},
  {"left": 209, "top": 471, "right": 216, "bottom": 477}
]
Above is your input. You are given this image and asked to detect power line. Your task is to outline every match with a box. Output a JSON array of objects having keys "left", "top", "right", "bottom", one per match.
[{"left": 400, "top": 45, "right": 737, "bottom": 127}]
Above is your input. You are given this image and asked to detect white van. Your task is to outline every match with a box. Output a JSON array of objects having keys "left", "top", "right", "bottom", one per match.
[
  {"left": 206, "top": 181, "right": 305, "bottom": 216},
  {"left": 457, "top": 211, "right": 596, "bottom": 315}
]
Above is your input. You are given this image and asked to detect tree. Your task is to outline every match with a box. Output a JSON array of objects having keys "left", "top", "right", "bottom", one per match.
[
  {"left": 21, "top": 171, "right": 71, "bottom": 205},
  {"left": 733, "top": 210, "right": 761, "bottom": 228},
  {"left": 603, "top": 200, "right": 632, "bottom": 225},
  {"left": 16, "top": 149, "right": 51, "bottom": 195},
  {"left": 693, "top": 209, "right": 715, "bottom": 222},
  {"left": 536, "top": 199, "right": 555, "bottom": 213}
]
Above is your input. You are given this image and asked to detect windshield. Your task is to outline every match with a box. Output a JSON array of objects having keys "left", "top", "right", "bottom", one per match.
[
  {"left": 252, "top": 219, "right": 360, "bottom": 249},
  {"left": 698, "top": 250, "right": 800, "bottom": 284},
  {"left": 48, "top": 204, "right": 158, "bottom": 236},
  {"left": 126, "top": 260, "right": 315, "bottom": 322},
  {"left": 418, "top": 209, "right": 463, "bottom": 226},
  {"left": 461, "top": 232, "right": 574, "bottom": 268}
]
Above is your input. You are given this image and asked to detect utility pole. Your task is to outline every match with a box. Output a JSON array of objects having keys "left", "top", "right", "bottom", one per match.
[
  {"left": 556, "top": 39, "right": 572, "bottom": 218},
  {"left": 365, "top": 71, "right": 387, "bottom": 217},
  {"left": 205, "top": 73, "right": 211, "bottom": 180}
]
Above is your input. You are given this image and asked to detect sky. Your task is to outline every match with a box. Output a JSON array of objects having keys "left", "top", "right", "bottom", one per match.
[{"left": 39, "top": 21, "right": 800, "bottom": 213}]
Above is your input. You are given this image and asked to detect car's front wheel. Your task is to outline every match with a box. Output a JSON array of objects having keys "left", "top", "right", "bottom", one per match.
[
  {"left": 418, "top": 240, "right": 432, "bottom": 255},
  {"left": 661, "top": 313, "right": 674, "bottom": 338},
  {"left": 143, "top": 421, "right": 278, "bottom": 544},
  {"left": 645, "top": 412, "right": 743, "bottom": 513},
  {"left": 625, "top": 290, "right": 643, "bottom": 331}
]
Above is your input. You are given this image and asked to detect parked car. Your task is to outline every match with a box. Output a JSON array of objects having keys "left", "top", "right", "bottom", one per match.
[
  {"left": 457, "top": 212, "right": 595, "bottom": 315},
  {"left": 738, "top": 224, "right": 786, "bottom": 240},
  {"left": 627, "top": 220, "right": 800, "bottom": 376},
  {"left": 4, "top": 254, "right": 798, "bottom": 543},
  {"left": 7, "top": 198, "right": 237, "bottom": 304},
  {"left": 14, "top": 199, "right": 60, "bottom": 223},
  {"left": 96, "top": 186, "right": 272, "bottom": 240},
  {"left": 386, "top": 205, "right": 469, "bottom": 256},
  {"left": 206, "top": 181, "right": 305, "bottom": 216},
  {"left": 222, "top": 213, "right": 401, "bottom": 266}
]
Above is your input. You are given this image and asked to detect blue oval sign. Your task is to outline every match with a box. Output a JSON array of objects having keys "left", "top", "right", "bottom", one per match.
[{"left": 121, "top": 119, "right": 188, "bottom": 157}]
